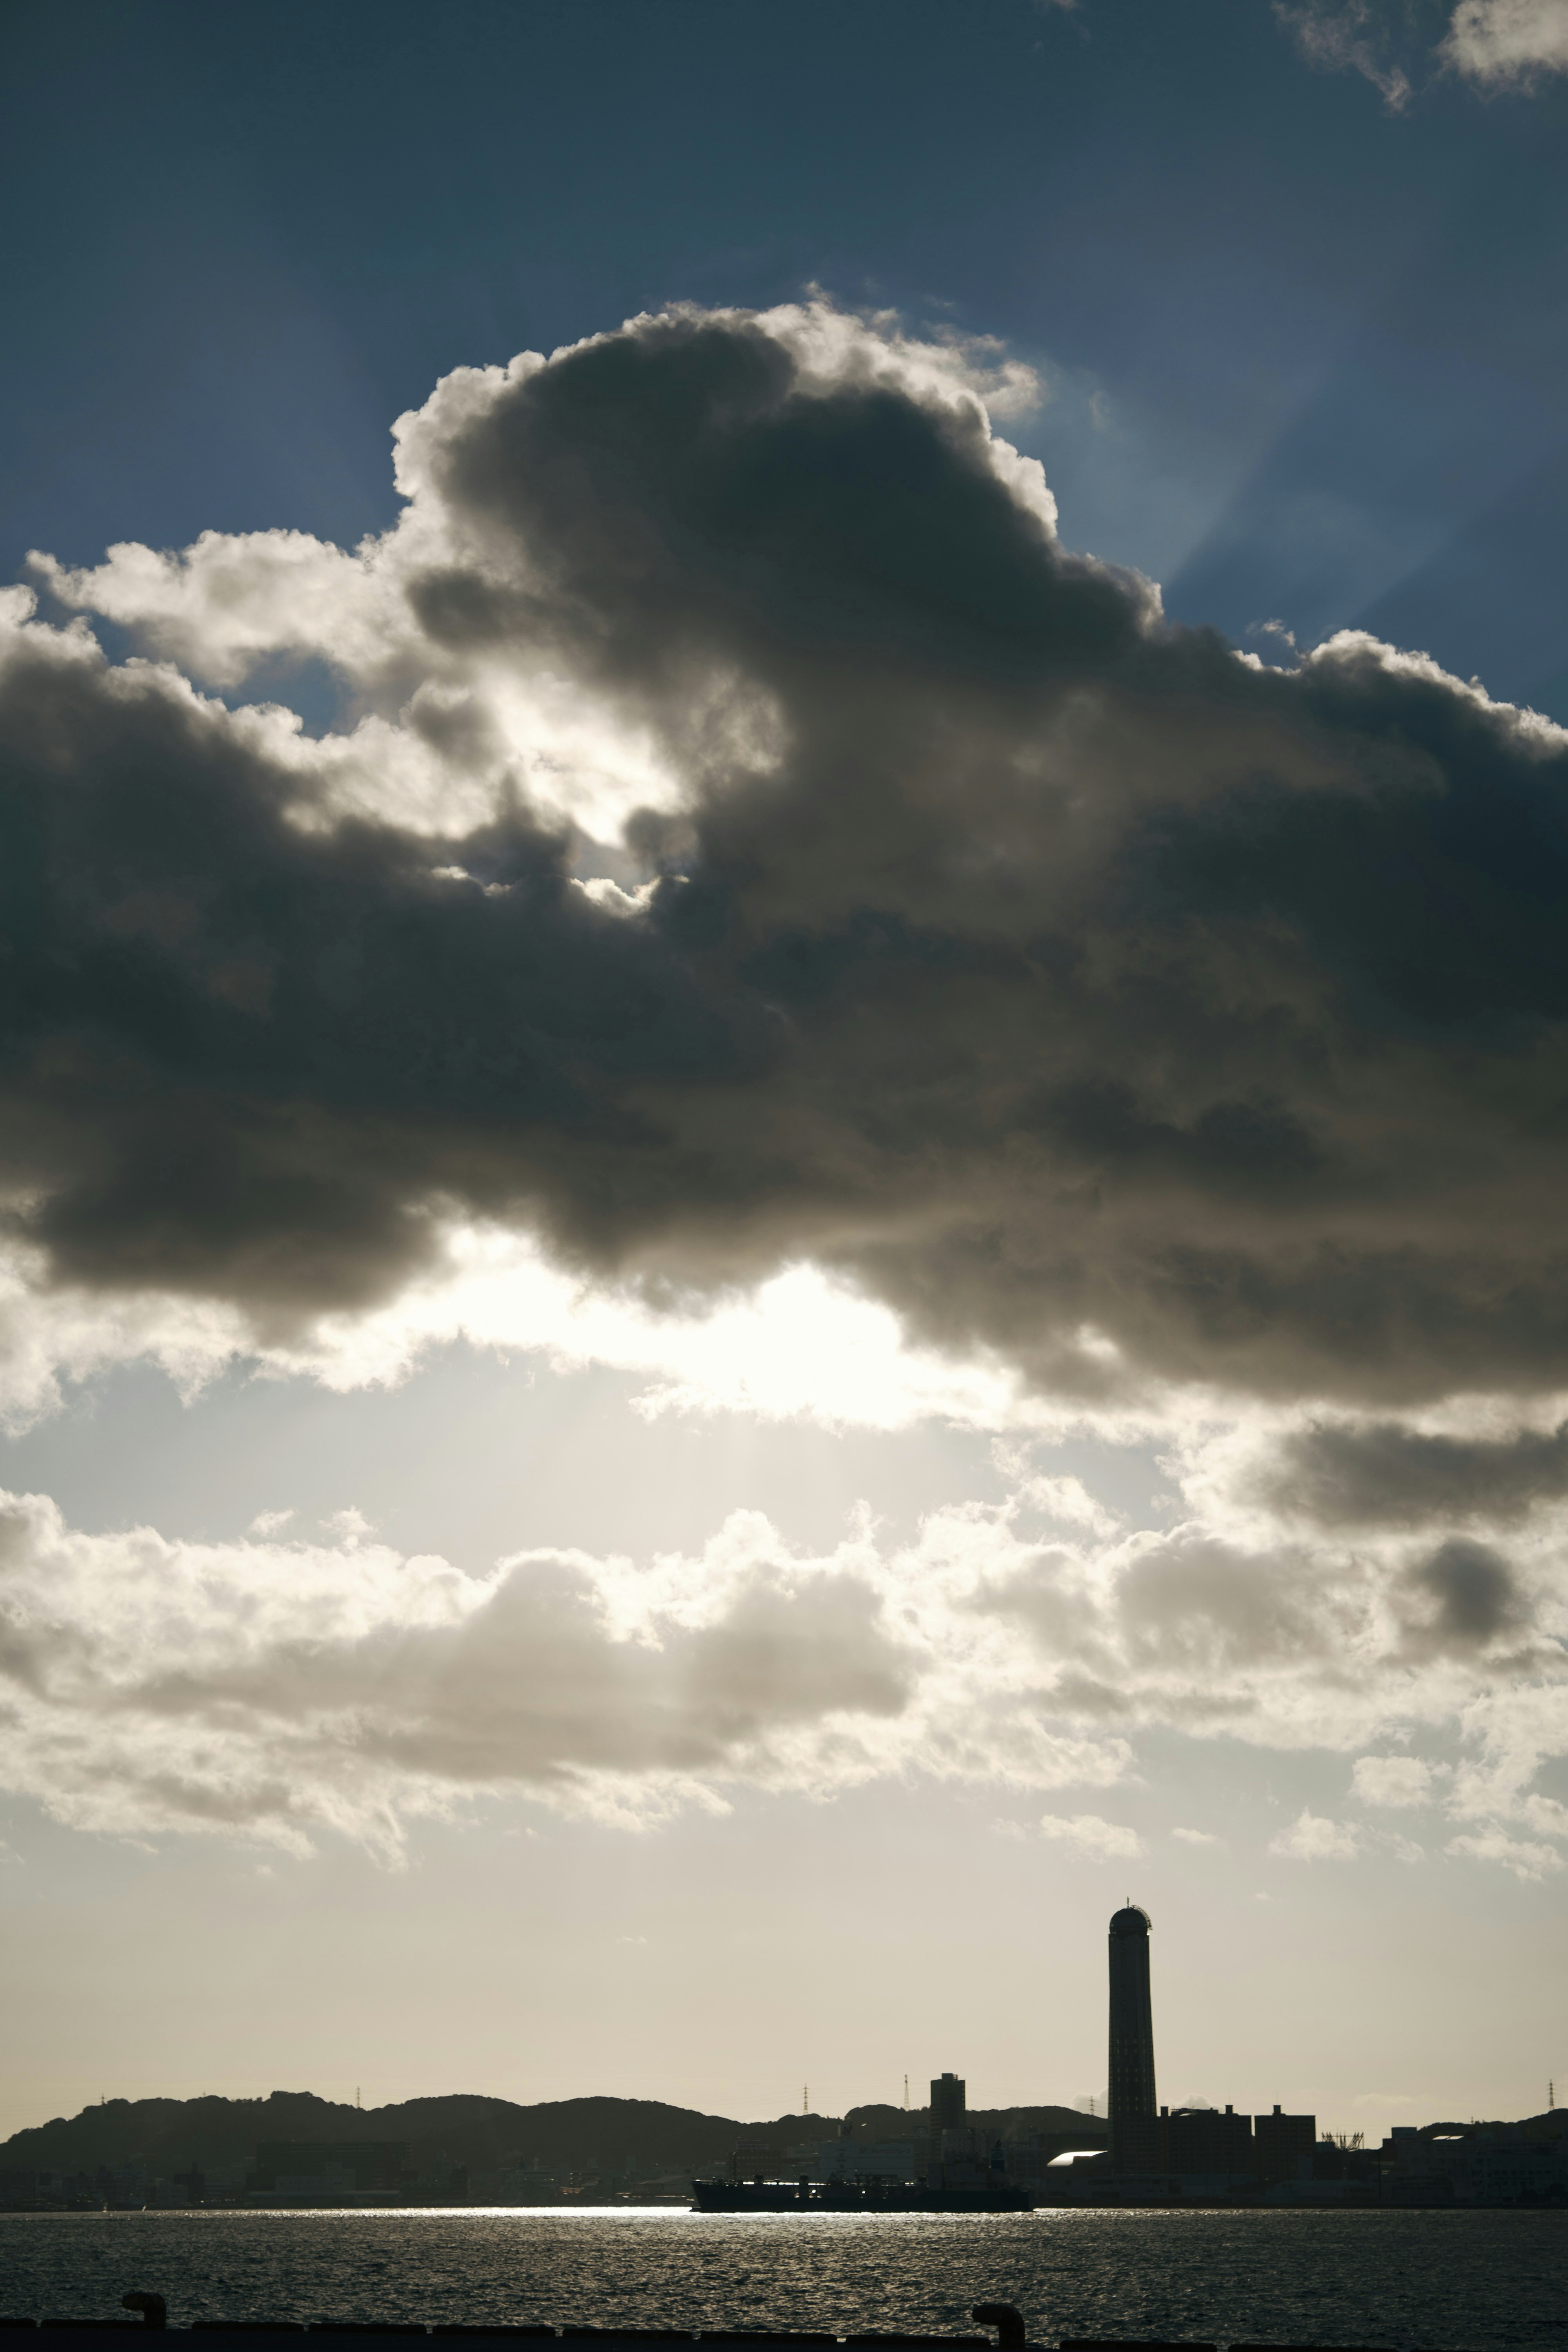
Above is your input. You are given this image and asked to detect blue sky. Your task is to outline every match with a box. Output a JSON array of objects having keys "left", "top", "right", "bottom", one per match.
[
  {"left": 7, "top": 0, "right": 1566, "bottom": 704},
  {"left": 1, "top": 0, "right": 1566, "bottom": 2143}
]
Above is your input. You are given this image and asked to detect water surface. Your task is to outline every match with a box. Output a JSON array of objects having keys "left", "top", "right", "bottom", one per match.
[{"left": 1, "top": 2209, "right": 1563, "bottom": 2350}]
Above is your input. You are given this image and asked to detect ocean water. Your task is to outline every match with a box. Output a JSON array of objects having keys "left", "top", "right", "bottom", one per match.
[{"left": 0, "top": 2209, "right": 1564, "bottom": 2350}]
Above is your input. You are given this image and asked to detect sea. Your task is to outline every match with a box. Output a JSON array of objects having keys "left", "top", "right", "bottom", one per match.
[{"left": 2, "top": 2209, "right": 1565, "bottom": 2350}]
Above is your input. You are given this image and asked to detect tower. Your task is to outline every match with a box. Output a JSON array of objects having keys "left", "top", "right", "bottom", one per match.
[
  {"left": 930, "top": 2072, "right": 966, "bottom": 2133},
  {"left": 926, "top": 2072, "right": 967, "bottom": 2187},
  {"left": 1107, "top": 1904, "right": 1157, "bottom": 2171}
]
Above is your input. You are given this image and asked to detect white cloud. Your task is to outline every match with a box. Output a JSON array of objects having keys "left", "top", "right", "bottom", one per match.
[
  {"left": 1445, "top": 1829, "right": 1564, "bottom": 1880},
  {"left": 1171, "top": 1826, "right": 1223, "bottom": 1846},
  {"left": 1269, "top": 1808, "right": 1361, "bottom": 1860},
  {"left": 1037, "top": 1811, "right": 1144, "bottom": 1859},
  {"left": 1352, "top": 1755, "right": 1434, "bottom": 1808},
  {"left": 1273, "top": 3, "right": 1412, "bottom": 107},
  {"left": 1274, "top": 0, "right": 1568, "bottom": 98},
  {"left": 321, "top": 1506, "right": 374, "bottom": 1545},
  {"left": 0, "top": 1355, "right": 1564, "bottom": 1856},
  {"left": 247, "top": 1509, "right": 295, "bottom": 1537},
  {"left": 0, "top": 1481, "right": 1143, "bottom": 1855},
  {"left": 1442, "top": 0, "right": 1568, "bottom": 82}
]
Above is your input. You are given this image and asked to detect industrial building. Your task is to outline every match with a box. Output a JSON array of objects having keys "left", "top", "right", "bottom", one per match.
[
  {"left": 1104, "top": 1904, "right": 1314, "bottom": 2194},
  {"left": 1107, "top": 1905, "right": 1157, "bottom": 2173}
]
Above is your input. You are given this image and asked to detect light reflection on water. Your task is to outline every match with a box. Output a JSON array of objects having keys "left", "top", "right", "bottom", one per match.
[{"left": 0, "top": 2208, "right": 1564, "bottom": 2350}]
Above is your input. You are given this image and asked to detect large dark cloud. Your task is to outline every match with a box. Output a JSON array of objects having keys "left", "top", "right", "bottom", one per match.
[
  {"left": 1257, "top": 1418, "right": 1568, "bottom": 1526},
  {"left": 11, "top": 303, "right": 1568, "bottom": 1405}
]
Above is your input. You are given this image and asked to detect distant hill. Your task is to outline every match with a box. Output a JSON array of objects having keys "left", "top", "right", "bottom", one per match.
[
  {"left": 0, "top": 2091, "right": 1108, "bottom": 2180},
  {"left": 848, "top": 2103, "right": 1105, "bottom": 2145}
]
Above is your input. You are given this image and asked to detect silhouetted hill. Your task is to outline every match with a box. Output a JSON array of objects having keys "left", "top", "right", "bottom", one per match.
[
  {"left": 0, "top": 2091, "right": 1107, "bottom": 2178},
  {"left": 845, "top": 2103, "right": 1105, "bottom": 2147}
]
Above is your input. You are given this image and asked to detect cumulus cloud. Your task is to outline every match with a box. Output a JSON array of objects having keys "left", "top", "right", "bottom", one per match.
[
  {"left": 7, "top": 298, "right": 1568, "bottom": 1863},
  {"left": 973, "top": 1485, "right": 1565, "bottom": 1764},
  {"left": 1, "top": 1410, "right": 1563, "bottom": 1857},
  {"left": 0, "top": 1490, "right": 914, "bottom": 1851},
  {"left": 10, "top": 298, "right": 1568, "bottom": 1430},
  {"left": 0, "top": 1479, "right": 1154, "bottom": 1853},
  {"left": 1441, "top": 0, "right": 1568, "bottom": 83},
  {"left": 1445, "top": 1828, "right": 1564, "bottom": 1878},
  {"left": 1404, "top": 1537, "right": 1530, "bottom": 1657},
  {"left": 1270, "top": 1808, "right": 1361, "bottom": 1860},
  {"left": 1352, "top": 1754, "right": 1434, "bottom": 1806},
  {"left": 1249, "top": 1417, "right": 1568, "bottom": 1530}
]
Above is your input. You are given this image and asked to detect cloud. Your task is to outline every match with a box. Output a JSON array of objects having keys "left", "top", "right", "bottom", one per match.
[
  {"left": 0, "top": 1229, "right": 1051, "bottom": 1441},
  {"left": 1352, "top": 1754, "right": 1434, "bottom": 1807},
  {"left": 247, "top": 1508, "right": 295, "bottom": 1537},
  {"left": 1273, "top": 3, "right": 1412, "bottom": 107},
  {"left": 1403, "top": 1537, "right": 1528, "bottom": 1656},
  {"left": 0, "top": 1479, "right": 1142, "bottom": 1853},
  {"left": 8, "top": 1401, "right": 1558, "bottom": 1857},
  {"left": 1274, "top": 0, "right": 1568, "bottom": 98},
  {"left": 6, "top": 301, "right": 1568, "bottom": 1863},
  {"left": 974, "top": 1490, "right": 1563, "bottom": 1760},
  {"left": 1270, "top": 1808, "right": 1361, "bottom": 1860},
  {"left": 4, "top": 1420, "right": 1556, "bottom": 1860},
  {"left": 1171, "top": 1825, "right": 1223, "bottom": 1844},
  {"left": 1037, "top": 1811, "right": 1144, "bottom": 1858},
  {"left": 1445, "top": 1828, "right": 1564, "bottom": 1878},
  {"left": 9, "top": 298, "right": 1568, "bottom": 1430},
  {"left": 1441, "top": 0, "right": 1568, "bottom": 83},
  {"left": 1251, "top": 1418, "right": 1568, "bottom": 1530}
]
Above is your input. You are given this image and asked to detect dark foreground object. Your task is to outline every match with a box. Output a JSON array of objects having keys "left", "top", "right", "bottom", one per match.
[
  {"left": 0, "top": 2308, "right": 1426, "bottom": 2352},
  {"left": 0, "top": 2332, "right": 1411, "bottom": 2350}
]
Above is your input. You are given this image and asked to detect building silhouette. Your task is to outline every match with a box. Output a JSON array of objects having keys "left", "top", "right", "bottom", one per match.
[
  {"left": 1164, "top": 2106, "right": 1252, "bottom": 2176},
  {"left": 1099, "top": 1911, "right": 1319, "bottom": 2188},
  {"left": 1107, "top": 1906, "right": 1157, "bottom": 2170},
  {"left": 929, "top": 2074, "right": 966, "bottom": 2133},
  {"left": 1254, "top": 2104, "right": 1315, "bottom": 2184},
  {"left": 926, "top": 2072, "right": 966, "bottom": 2185}
]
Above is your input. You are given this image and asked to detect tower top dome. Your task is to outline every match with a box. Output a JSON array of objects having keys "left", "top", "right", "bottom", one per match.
[{"left": 1109, "top": 1904, "right": 1152, "bottom": 1936}]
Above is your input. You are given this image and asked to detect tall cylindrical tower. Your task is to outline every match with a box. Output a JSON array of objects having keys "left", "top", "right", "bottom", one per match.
[{"left": 1107, "top": 1904, "right": 1156, "bottom": 2125}]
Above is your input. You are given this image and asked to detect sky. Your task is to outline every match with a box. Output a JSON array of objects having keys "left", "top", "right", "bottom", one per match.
[{"left": 2, "top": 0, "right": 1568, "bottom": 2146}]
